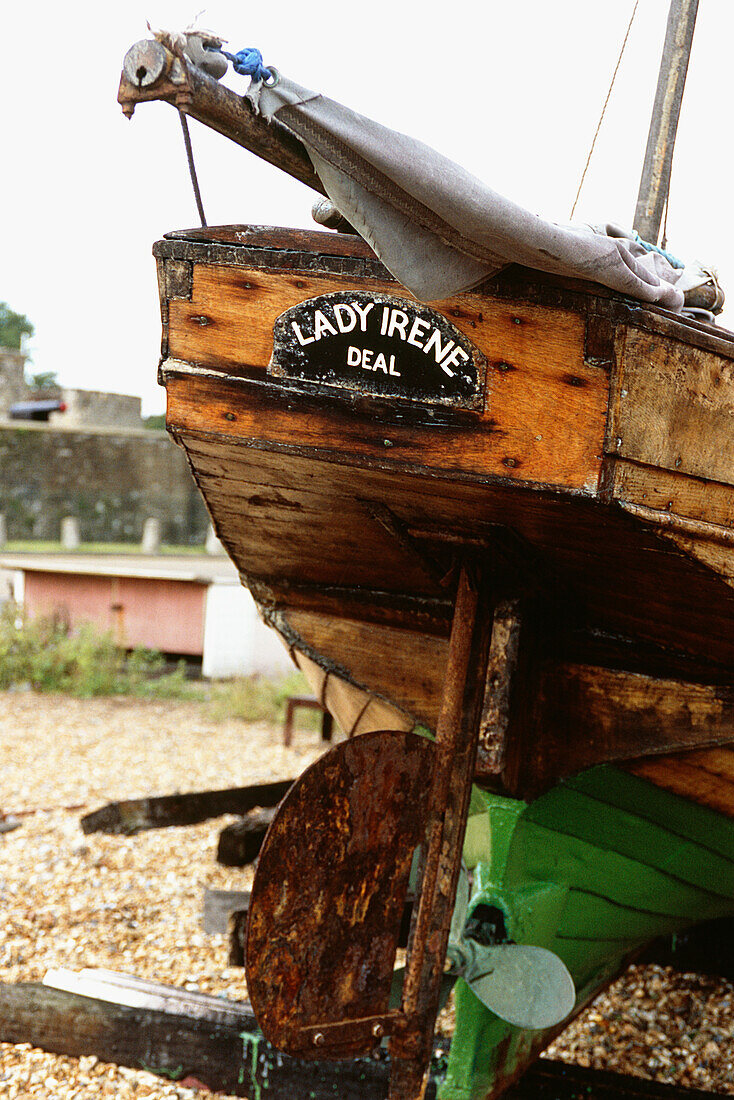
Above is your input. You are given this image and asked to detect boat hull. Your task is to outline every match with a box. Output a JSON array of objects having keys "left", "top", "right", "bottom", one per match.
[
  {"left": 155, "top": 223, "right": 734, "bottom": 1096},
  {"left": 157, "top": 224, "right": 734, "bottom": 799}
]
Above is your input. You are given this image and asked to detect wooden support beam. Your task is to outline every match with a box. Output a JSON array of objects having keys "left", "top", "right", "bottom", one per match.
[
  {"left": 81, "top": 779, "right": 293, "bottom": 835},
  {"left": 475, "top": 597, "right": 525, "bottom": 779},
  {"left": 0, "top": 976, "right": 446, "bottom": 1100},
  {"left": 217, "top": 807, "right": 277, "bottom": 866},
  {"left": 390, "top": 562, "right": 495, "bottom": 1098},
  {"left": 0, "top": 975, "right": 720, "bottom": 1100}
]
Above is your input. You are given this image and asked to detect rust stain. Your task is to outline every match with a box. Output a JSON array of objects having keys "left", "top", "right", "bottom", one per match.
[{"left": 246, "top": 729, "right": 433, "bottom": 1061}]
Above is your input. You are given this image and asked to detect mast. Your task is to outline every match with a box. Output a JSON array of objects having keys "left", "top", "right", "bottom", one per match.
[{"left": 633, "top": 0, "right": 699, "bottom": 244}]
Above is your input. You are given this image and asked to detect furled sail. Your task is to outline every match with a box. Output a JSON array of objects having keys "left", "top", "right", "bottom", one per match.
[{"left": 248, "top": 73, "right": 696, "bottom": 308}]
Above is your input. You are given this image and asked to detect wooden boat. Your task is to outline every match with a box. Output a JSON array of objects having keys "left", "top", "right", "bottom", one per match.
[{"left": 119, "top": 14, "right": 734, "bottom": 1099}]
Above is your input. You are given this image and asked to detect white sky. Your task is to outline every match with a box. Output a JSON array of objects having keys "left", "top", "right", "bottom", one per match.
[{"left": 1, "top": 0, "right": 731, "bottom": 414}]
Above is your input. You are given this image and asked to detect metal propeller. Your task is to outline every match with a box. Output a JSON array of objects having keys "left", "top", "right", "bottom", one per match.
[{"left": 393, "top": 864, "right": 576, "bottom": 1031}]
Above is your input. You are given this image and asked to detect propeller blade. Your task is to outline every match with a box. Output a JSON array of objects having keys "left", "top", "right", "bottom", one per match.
[{"left": 464, "top": 943, "right": 575, "bottom": 1030}]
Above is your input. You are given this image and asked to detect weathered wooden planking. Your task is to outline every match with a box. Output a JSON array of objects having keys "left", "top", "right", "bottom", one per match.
[
  {"left": 610, "top": 458, "right": 734, "bottom": 531},
  {"left": 159, "top": 229, "right": 734, "bottom": 360},
  {"left": 627, "top": 747, "right": 734, "bottom": 819},
  {"left": 164, "top": 265, "right": 609, "bottom": 493},
  {"left": 177, "top": 426, "right": 734, "bottom": 668},
  {"left": 166, "top": 369, "right": 604, "bottom": 496},
  {"left": 166, "top": 223, "right": 377, "bottom": 257},
  {"left": 0, "top": 980, "right": 444, "bottom": 1099},
  {"left": 610, "top": 326, "right": 734, "bottom": 486},
  {"left": 516, "top": 665, "right": 734, "bottom": 798},
  {"left": 198, "top": 478, "right": 441, "bottom": 596},
  {"left": 160, "top": 227, "right": 734, "bottom": 520},
  {"left": 158, "top": 225, "right": 734, "bottom": 668},
  {"left": 283, "top": 608, "right": 447, "bottom": 726},
  {"left": 662, "top": 534, "right": 734, "bottom": 587},
  {"left": 274, "top": 603, "right": 734, "bottom": 802}
]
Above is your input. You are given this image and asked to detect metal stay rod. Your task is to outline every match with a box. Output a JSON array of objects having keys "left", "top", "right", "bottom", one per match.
[
  {"left": 389, "top": 562, "right": 495, "bottom": 1100},
  {"left": 633, "top": 0, "right": 699, "bottom": 243}
]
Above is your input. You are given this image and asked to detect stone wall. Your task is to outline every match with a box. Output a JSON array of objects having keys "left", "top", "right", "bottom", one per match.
[
  {"left": 0, "top": 423, "right": 209, "bottom": 544},
  {"left": 1, "top": 348, "right": 143, "bottom": 429},
  {"left": 50, "top": 389, "right": 144, "bottom": 430}
]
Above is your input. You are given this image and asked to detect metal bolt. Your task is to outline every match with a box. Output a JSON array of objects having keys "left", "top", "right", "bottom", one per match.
[
  {"left": 372, "top": 1023, "right": 384, "bottom": 1039},
  {"left": 313, "top": 1032, "right": 325, "bottom": 1047}
]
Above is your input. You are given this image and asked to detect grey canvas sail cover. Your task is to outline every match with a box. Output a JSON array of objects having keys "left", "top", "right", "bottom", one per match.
[{"left": 247, "top": 73, "right": 708, "bottom": 310}]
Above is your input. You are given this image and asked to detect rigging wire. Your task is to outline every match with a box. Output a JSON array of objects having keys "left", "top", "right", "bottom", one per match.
[
  {"left": 179, "top": 110, "right": 208, "bottom": 228},
  {"left": 569, "top": 0, "right": 639, "bottom": 221}
]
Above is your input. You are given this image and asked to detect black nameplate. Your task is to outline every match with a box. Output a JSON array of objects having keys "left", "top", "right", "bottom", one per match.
[{"left": 269, "top": 292, "right": 484, "bottom": 410}]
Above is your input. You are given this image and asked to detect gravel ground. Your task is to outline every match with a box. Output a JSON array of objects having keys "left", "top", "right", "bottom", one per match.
[{"left": 2, "top": 690, "right": 734, "bottom": 1096}]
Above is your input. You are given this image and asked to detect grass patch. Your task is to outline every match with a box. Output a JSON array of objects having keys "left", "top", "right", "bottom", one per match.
[
  {"left": 208, "top": 671, "right": 320, "bottom": 728},
  {"left": 2, "top": 541, "right": 209, "bottom": 556},
  {"left": 0, "top": 603, "right": 184, "bottom": 697},
  {"left": 0, "top": 604, "right": 319, "bottom": 727}
]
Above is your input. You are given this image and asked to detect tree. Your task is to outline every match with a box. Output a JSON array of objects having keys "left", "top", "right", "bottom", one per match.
[
  {"left": 29, "top": 371, "right": 58, "bottom": 391},
  {"left": 0, "top": 302, "right": 34, "bottom": 351}
]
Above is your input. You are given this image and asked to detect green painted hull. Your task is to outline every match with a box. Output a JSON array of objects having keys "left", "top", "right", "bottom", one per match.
[{"left": 444, "top": 765, "right": 734, "bottom": 1100}]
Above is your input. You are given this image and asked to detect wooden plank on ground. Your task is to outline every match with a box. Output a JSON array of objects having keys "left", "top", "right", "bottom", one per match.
[
  {"left": 0, "top": 978, "right": 445, "bottom": 1099},
  {"left": 217, "top": 808, "right": 277, "bottom": 866},
  {"left": 0, "top": 975, "right": 721, "bottom": 1099},
  {"left": 42, "top": 968, "right": 250, "bottom": 1023},
  {"left": 80, "top": 779, "right": 293, "bottom": 835}
]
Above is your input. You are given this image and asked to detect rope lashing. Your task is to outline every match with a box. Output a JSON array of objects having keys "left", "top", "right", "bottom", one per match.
[
  {"left": 630, "top": 231, "right": 684, "bottom": 269},
  {"left": 221, "top": 46, "right": 271, "bottom": 82}
]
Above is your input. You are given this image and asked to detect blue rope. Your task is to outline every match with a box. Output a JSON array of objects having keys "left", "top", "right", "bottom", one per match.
[
  {"left": 222, "top": 47, "right": 271, "bottom": 83},
  {"left": 631, "top": 230, "right": 684, "bottom": 270}
]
